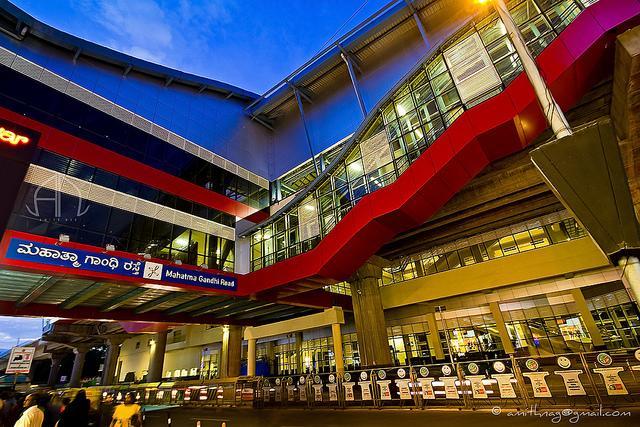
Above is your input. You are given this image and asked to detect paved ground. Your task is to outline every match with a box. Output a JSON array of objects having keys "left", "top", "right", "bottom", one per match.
[{"left": 140, "top": 406, "right": 640, "bottom": 427}]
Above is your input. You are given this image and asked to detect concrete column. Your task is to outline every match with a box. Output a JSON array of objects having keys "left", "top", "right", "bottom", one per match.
[
  {"left": 247, "top": 338, "right": 256, "bottom": 377},
  {"left": 620, "top": 256, "right": 640, "bottom": 304},
  {"left": 147, "top": 330, "right": 168, "bottom": 383},
  {"left": 331, "top": 323, "right": 345, "bottom": 374},
  {"left": 101, "top": 337, "right": 126, "bottom": 386},
  {"left": 489, "top": 302, "right": 515, "bottom": 355},
  {"left": 69, "top": 345, "right": 90, "bottom": 388},
  {"left": 425, "top": 312, "right": 445, "bottom": 360},
  {"left": 47, "top": 351, "right": 67, "bottom": 387},
  {"left": 349, "top": 258, "right": 392, "bottom": 367},
  {"left": 220, "top": 325, "right": 242, "bottom": 378},
  {"left": 570, "top": 288, "right": 606, "bottom": 349}
]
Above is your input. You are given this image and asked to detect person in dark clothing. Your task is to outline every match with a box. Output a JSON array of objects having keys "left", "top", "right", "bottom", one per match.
[{"left": 56, "top": 390, "right": 90, "bottom": 427}]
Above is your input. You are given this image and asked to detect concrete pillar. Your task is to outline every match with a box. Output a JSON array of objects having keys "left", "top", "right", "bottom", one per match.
[
  {"left": 570, "top": 288, "right": 606, "bottom": 349},
  {"left": 69, "top": 345, "right": 90, "bottom": 388},
  {"left": 425, "top": 312, "right": 445, "bottom": 360},
  {"left": 294, "top": 332, "right": 304, "bottom": 374},
  {"left": 349, "top": 258, "right": 392, "bottom": 367},
  {"left": 220, "top": 325, "right": 242, "bottom": 378},
  {"left": 147, "top": 330, "right": 168, "bottom": 383},
  {"left": 331, "top": 323, "right": 345, "bottom": 374},
  {"left": 620, "top": 256, "right": 640, "bottom": 304},
  {"left": 247, "top": 338, "right": 256, "bottom": 377},
  {"left": 489, "top": 302, "right": 516, "bottom": 355},
  {"left": 101, "top": 337, "right": 126, "bottom": 386},
  {"left": 47, "top": 351, "right": 67, "bottom": 387}
]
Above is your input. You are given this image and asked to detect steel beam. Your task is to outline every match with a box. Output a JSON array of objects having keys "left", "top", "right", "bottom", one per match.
[
  {"left": 212, "top": 302, "right": 273, "bottom": 319},
  {"left": 288, "top": 81, "right": 319, "bottom": 175},
  {"left": 101, "top": 288, "right": 148, "bottom": 312},
  {"left": 339, "top": 46, "right": 367, "bottom": 118},
  {"left": 163, "top": 296, "right": 218, "bottom": 315},
  {"left": 189, "top": 298, "right": 241, "bottom": 317},
  {"left": 134, "top": 292, "right": 183, "bottom": 314},
  {"left": 60, "top": 282, "right": 106, "bottom": 310},
  {"left": 233, "top": 304, "right": 295, "bottom": 320},
  {"left": 16, "top": 276, "right": 58, "bottom": 307},
  {"left": 404, "top": 0, "right": 430, "bottom": 48}
]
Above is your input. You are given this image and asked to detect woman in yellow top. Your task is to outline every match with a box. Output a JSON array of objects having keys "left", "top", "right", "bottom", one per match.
[{"left": 109, "top": 392, "right": 142, "bottom": 427}]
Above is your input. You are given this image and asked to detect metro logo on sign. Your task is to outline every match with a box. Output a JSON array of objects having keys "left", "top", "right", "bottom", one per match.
[
  {"left": 0, "top": 126, "right": 30, "bottom": 146},
  {"left": 6, "top": 347, "right": 35, "bottom": 374}
]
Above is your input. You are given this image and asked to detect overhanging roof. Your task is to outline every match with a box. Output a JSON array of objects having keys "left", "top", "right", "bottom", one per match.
[{"left": 0, "top": 0, "right": 258, "bottom": 101}]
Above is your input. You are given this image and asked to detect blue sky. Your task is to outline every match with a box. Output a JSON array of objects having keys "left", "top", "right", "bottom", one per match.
[
  {"left": 0, "top": 1, "right": 389, "bottom": 345},
  {"left": 11, "top": 0, "right": 391, "bottom": 93}
]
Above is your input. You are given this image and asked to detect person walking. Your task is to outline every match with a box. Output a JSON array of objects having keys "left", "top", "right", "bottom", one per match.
[
  {"left": 56, "top": 390, "right": 90, "bottom": 427},
  {"left": 14, "top": 393, "right": 46, "bottom": 427},
  {"left": 109, "top": 392, "right": 141, "bottom": 427}
]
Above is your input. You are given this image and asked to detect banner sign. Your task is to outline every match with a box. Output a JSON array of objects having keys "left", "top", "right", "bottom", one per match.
[
  {"left": 395, "top": 379, "right": 412, "bottom": 400},
  {"left": 360, "top": 131, "right": 393, "bottom": 174},
  {"left": 523, "top": 371, "right": 552, "bottom": 398},
  {"left": 286, "top": 385, "right": 295, "bottom": 401},
  {"left": 4, "top": 237, "right": 237, "bottom": 291},
  {"left": 312, "top": 384, "right": 323, "bottom": 401},
  {"left": 274, "top": 387, "right": 282, "bottom": 402},
  {"left": 442, "top": 377, "right": 459, "bottom": 399},
  {"left": 343, "top": 382, "right": 355, "bottom": 401},
  {"left": 6, "top": 347, "right": 35, "bottom": 374},
  {"left": 298, "top": 197, "right": 320, "bottom": 241},
  {"left": 491, "top": 373, "right": 517, "bottom": 398},
  {"left": 299, "top": 385, "right": 307, "bottom": 401},
  {"left": 418, "top": 378, "right": 436, "bottom": 399},
  {"left": 554, "top": 370, "right": 586, "bottom": 396},
  {"left": 262, "top": 387, "right": 271, "bottom": 402},
  {"left": 466, "top": 375, "right": 488, "bottom": 399},
  {"left": 593, "top": 367, "right": 628, "bottom": 395},
  {"left": 327, "top": 383, "right": 339, "bottom": 401},
  {"left": 378, "top": 380, "right": 392, "bottom": 400},
  {"left": 359, "top": 381, "right": 372, "bottom": 400}
]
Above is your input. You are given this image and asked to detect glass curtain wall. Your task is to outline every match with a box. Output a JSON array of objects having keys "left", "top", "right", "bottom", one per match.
[{"left": 250, "top": 0, "right": 590, "bottom": 272}]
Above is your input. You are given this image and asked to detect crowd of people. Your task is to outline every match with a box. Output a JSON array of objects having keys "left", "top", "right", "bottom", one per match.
[{"left": 0, "top": 390, "right": 141, "bottom": 427}]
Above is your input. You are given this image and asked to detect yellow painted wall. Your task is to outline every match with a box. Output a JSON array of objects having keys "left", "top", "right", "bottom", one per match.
[
  {"left": 381, "top": 238, "right": 610, "bottom": 309},
  {"left": 116, "top": 325, "right": 226, "bottom": 382}
]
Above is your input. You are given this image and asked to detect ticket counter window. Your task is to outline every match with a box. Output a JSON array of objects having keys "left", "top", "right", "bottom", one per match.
[
  {"left": 439, "top": 314, "right": 504, "bottom": 361},
  {"left": 200, "top": 350, "right": 219, "bottom": 380},
  {"left": 387, "top": 323, "right": 433, "bottom": 366}
]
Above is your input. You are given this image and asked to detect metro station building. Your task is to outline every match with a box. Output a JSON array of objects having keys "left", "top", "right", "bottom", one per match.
[{"left": 1, "top": 0, "right": 640, "bottom": 388}]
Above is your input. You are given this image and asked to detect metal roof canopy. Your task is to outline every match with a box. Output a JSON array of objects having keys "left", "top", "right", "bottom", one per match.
[
  {"left": 0, "top": 268, "right": 326, "bottom": 326},
  {"left": 247, "top": 0, "right": 440, "bottom": 120},
  {"left": 0, "top": 0, "right": 257, "bottom": 101}
]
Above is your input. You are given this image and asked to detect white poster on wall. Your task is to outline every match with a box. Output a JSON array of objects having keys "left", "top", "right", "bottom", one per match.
[
  {"left": 592, "top": 367, "right": 628, "bottom": 396},
  {"left": 360, "top": 131, "right": 393, "bottom": 174},
  {"left": 443, "top": 32, "right": 502, "bottom": 104},
  {"left": 554, "top": 370, "right": 586, "bottom": 396},
  {"left": 298, "top": 196, "right": 320, "bottom": 242},
  {"left": 491, "top": 374, "right": 517, "bottom": 398},
  {"left": 359, "top": 381, "right": 373, "bottom": 400},
  {"left": 466, "top": 375, "right": 488, "bottom": 399},
  {"left": 441, "top": 377, "right": 459, "bottom": 399},
  {"left": 523, "top": 371, "right": 552, "bottom": 398},
  {"left": 418, "top": 378, "right": 436, "bottom": 399},
  {"left": 343, "top": 382, "right": 355, "bottom": 401}
]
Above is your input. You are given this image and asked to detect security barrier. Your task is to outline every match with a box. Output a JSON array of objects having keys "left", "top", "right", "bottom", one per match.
[{"left": 87, "top": 347, "right": 640, "bottom": 412}]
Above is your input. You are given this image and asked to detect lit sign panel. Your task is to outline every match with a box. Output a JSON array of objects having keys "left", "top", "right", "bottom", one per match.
[
  {"left": 4, "top": 237, "right": 237, "bottom": 292},
  {"left": 0, "top": 126, "right": 30, "bottom": 146}
]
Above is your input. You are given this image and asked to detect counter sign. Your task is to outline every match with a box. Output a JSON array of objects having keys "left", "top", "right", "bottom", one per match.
[{"left": 6, "top": 347, "right": 35, "bottom": 374}]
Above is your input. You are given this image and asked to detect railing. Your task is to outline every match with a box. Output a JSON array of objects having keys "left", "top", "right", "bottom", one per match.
[{"left": 86, "top": 346, "right": 640, "bottom": 412}]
